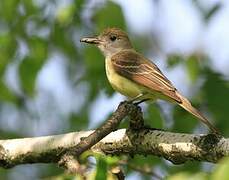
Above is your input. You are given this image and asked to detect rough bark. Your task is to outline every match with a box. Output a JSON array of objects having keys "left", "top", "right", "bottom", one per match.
[{"left": 0, "top": 128, "right": 227, "bottom": 168}]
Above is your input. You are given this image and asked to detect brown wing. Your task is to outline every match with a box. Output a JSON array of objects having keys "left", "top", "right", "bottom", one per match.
[{"left": 111, "top": 50, "right": 181, "bottom": 103}]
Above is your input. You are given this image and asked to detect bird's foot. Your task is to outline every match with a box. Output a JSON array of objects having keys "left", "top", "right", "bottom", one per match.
[{"left": 134, "top": 98, "right": 150, "bottom": 105}]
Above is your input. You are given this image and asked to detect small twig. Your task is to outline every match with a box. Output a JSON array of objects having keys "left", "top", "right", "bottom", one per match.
[
  {"left": 59, "top": 101, "right": 140, "bottom": 171},
  {"left": 111, "top": 166, "right": 125, "bottom": 180},
  {"left": 59, "top": 154, "right": 87, "bottom": 178},
  {"left": 71, "top": 101, "right": 136, "bottom": 155}
]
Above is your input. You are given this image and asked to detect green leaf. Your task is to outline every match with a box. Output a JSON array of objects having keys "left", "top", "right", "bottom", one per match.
[
  {"left": 106, "top": 156, "right": 119, "bottom": 165},
  {"left": 29, "top": 36, "right": 48, "bottom": 61},
  {"left": 202, "top": 69, "right": 229, "bottom": 135},
  {"left": 83, "top": 46, "right": 104, "bottom": 99},
  {"left": 69, "top": 109, "right": 89, "bottom": 131},
  {"left": 0, "top": 0, "right": 19, "bottom": 22},
  {"left": 211, "top": 157, "right": 229, "bottom": 180},
  {"left": 186, "top": 55, "right": 200, "bottom": 83},
  {"left": 128, "top": 155, "right": 161, "bottom": 169},
  {"left": 172, "top": 106, "right": 198, "bottom": 133},
  {"left": 0, "top": 33, "right": 18, "bottom": 102},
  {"left": 167, "top": 172, "right": 207, "bottom": 180},
  {"left": 93, "top": 1, "right": 126, "bottom": 32},
  {"left": 0, "top": 80, "right": 17, "bottom": 102},
  {"left": 95, "top": 156, "right": 107, "bottom": 180},
  {"left": 204, "top": 3, "right": 221, "bottom": 22},
  {"left": 56, "top": 5, "right": 76, "bottom": 26},
  {"left": 165, "top": 161, "right": 201, "bottom": 175},
  {"left": 51, "top": 23, "right": 78, "bottom": 60},
  {"left": 19, "top": 37, "right": 48, "bottom": 96},
  {"left": 0, "top": 33, "right": 17, "bottom": 75},
  {"left": 74, "top": 0, "right": 85, "bottom": 23},
  {"left": 145, "top": 104, "right": 163, "bottom": 129},
  {"left": 84, "top": 47, "right": 104, "bottom": 76},
  {"left": 167, "top": 55, "right": 184, "bottom": 68},
  {"left": 22, "top": 0, "right": 38, "bottom": 16},
  {"left": 19, "top": 57, "right": 40, "bottom": 96}
]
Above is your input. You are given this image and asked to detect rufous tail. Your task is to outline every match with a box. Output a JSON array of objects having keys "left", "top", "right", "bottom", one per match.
[{"left": 176, "top": 92, "right": 220, "bottom": 134}]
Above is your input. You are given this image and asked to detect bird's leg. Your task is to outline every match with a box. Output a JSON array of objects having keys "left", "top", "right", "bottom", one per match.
[
  {"left": 127, "top": 93, "right": 150, "bottom": 105},
  {"left": 128, "top": 93, "right": 145, "bottom": 105},
  {"left": 127, "top": 93, "right": 145, "bottom": 103},
  {"left": 134, "top": 98, "right": 150, "bottom": 105}
]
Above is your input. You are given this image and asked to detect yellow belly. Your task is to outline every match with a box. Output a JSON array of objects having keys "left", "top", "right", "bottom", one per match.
[{"left": 105, "top": 57, "right": 146, "bottom": 98}]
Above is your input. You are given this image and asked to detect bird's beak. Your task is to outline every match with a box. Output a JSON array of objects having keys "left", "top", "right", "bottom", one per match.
[{"left": 80, "top": 36, "right": 101, "bottom": 45}]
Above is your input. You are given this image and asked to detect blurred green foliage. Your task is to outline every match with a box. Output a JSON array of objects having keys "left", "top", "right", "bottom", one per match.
[
  {"left": 95, "top": 156, "right": 108, "bottom": 180},
  {"left": 203, "top": 70, "right": 229, "bottom": 135},
  {"left": 93, "top": 1, "right": 126, "bottom": 32},
  {"left": 167, "top": 157, "right": 229, "bottom": 180},
  {"left": 19, "top": 37, "right": 48, "bottom": 95},
  {"left": 0, "top": 0, "right": 229, "bottom": 180},
  {"left": 145, "top": 104, "right": 164, "bottom": 129}
]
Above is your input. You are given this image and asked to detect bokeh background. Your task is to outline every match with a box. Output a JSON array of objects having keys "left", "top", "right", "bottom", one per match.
[{"left": 0, "top": 0, "right": 229, "bottom": 179}]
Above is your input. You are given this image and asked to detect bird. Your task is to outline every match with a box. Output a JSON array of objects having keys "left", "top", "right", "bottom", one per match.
[{"left": 80, "top": 27, "right": 219, "bottom": 134}]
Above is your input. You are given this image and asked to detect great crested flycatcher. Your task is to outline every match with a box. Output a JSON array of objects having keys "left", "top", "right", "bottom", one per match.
[{"left": 80, "top": 27, "right": 219, "bottom": 134}]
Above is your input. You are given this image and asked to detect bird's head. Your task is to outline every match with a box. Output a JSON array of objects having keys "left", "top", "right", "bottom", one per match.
[{"left": 80, "top": 28, "right": 132, "bottom": 57}]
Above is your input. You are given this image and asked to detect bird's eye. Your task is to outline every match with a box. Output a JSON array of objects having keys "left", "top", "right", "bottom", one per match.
[{"left": 110, "top": 35, "right": 117, "bottom": 42}]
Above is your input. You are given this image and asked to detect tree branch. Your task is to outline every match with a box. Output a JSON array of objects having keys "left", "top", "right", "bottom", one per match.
[
  {"left": 62, "top": 101, "right": 135, "bottom": 156},
  {"left": 58, "top": 101, "right": 139, "bottom": 171},
  {"left": 0, "top": 101, "right": 226, "bottom": 170},
  {"left": 0, "top": 128, "right": 227, "bottom": 168}
]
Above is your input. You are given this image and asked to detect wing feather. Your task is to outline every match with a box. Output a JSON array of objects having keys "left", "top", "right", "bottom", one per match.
[{"left": 111, "top": 50, "right": 181, "bottom": 102}]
